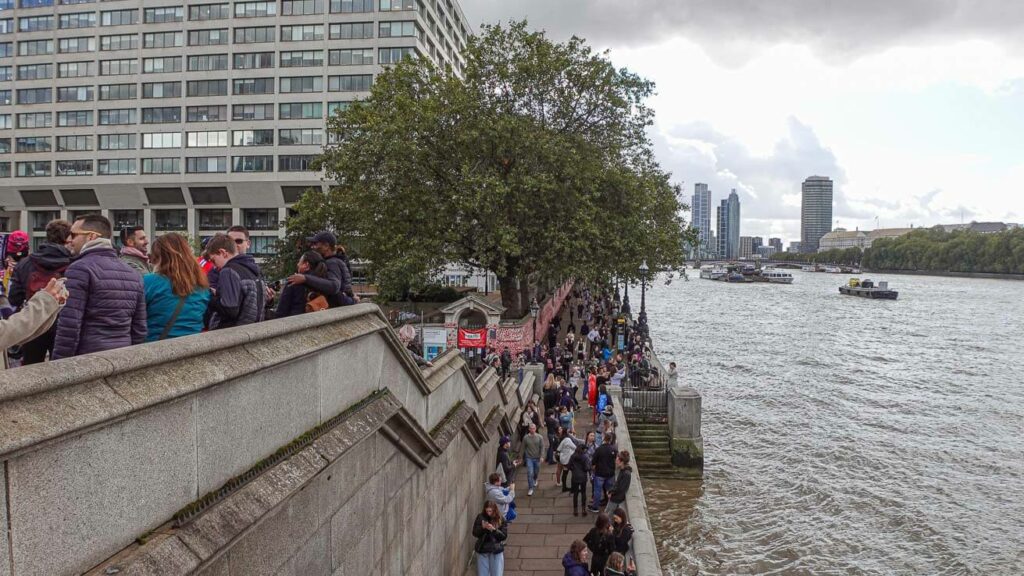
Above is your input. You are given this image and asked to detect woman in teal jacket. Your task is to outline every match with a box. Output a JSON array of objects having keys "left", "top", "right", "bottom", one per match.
[{"left": 143, "top": 233, "right": 211, "bottom": 341}]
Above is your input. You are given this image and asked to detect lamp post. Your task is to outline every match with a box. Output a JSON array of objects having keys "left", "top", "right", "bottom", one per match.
[
  {"left": 638, "top": 260, "right": 650, "bottom": 336},
  {"left": 529, "top": 298, "right": 539, "bottom": 352}
]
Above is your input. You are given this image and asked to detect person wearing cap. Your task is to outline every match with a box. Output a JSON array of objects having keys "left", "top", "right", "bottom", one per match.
[
  {"left": 288, "top": 231, "right": 355, "bottom": 307},
  {"left": 8, "top": 220, "right": 72, "bottom": 364},
  {"left": 496, "top": 435, "right": 518, "bottom": 488},
  {"left": 118, "top": 226, "right": 152, "bottom": 275},
  {"left": 2, "top": 230, "right": 31, "bottom": 295}
]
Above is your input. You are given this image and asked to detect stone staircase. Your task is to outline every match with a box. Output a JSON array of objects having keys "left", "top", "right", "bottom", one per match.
[{"left": 628, "top": 421, "right": 701, "bottom": 480}]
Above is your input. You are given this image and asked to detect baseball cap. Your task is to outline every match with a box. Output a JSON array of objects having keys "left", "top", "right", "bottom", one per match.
[
  {"left": 306, "top": 231, "right": 337, "bottom": 245},
  {"left": 7, "top": 230, "right": 29, "bottom": 254}
]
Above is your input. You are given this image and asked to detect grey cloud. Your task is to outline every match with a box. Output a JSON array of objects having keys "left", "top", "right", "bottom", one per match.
[{"left": 465, "top": 0, "right": 1024, "bottom": 64}]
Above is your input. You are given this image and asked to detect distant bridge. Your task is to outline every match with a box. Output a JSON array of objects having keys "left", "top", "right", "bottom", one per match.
[{"left": 687, "top": 259, "right": 814, "bottom": 267}]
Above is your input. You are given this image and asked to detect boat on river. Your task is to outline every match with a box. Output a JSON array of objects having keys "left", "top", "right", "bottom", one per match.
[
  {"left": 700, "top": 265, "right": 727, "bottom": 280},
  {"left": 839, "top": 278, "right": 898, "bottom": 300},
  {"left": 761, "top": 269, "right": 795, "bottom": 284}
]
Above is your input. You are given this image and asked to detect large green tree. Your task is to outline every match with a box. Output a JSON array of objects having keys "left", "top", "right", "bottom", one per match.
[{"left": 277, "top": 21, "right": 690, "bottom": 314}]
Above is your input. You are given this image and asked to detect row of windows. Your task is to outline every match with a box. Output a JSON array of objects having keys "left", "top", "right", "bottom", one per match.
[
  {"left": 0, "top": 155, "right": 317, "bottom": 177},
  {"left": 1, "top": 0, "right": 417, "bottom": 22},
  {"left": 0, "top": 75, "right": 372, "bottom": 104},
  {"left": 22, "top": 208, "right": 283, "bottom": 235},
  {"left": 1, "top": 129, "right": 326, "bottom": 152},
  {"left": 0, "top": 102, "right": 351, "bottom": 127},
  {"left": 0, "top": 21, "right": 421, "bottom": 56}
]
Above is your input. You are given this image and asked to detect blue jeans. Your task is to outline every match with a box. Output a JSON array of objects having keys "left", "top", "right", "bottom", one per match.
[
  {"left": 592, "top": 475, "right": 612, "bottom": 510},
  {"left": 477, "top": 552, "right": 504, "bottom": 576},
  {"left": 526, "top": 458, "right": 540, "bottom": 490},
  {"left": 546, "top": 434, "right": 556, "bottom": 463}
]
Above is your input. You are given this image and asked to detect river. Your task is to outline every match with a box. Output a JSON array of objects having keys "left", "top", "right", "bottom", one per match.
[{"left": 642, "top": 269, "right": 1024, "bottom": 575}]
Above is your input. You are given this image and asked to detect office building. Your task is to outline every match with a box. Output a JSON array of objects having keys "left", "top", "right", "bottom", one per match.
[
  {"left": 690, "top": 182, "right": 711, "bottom": 259},
  {"left": 751, "top": 236, "right": 763, "bottom": 253},
  {"left": 757, "top": 245, "right": 777, "bottom": 258},
  {"left": 788, "top": 241, "right": 801, "bottom": 253},
  {"left": 800, "top": 176, "right": 833, "bottom": 253},
  {"left": 769, "top": 237, "right": 782, "bottom": 252},
  {"left": 715, "top": 188, "right": 740, "bottom": 259},
  {"left": 738, "top": 235, "right": 753, "bottom": 258},
  {"left": 0, "top": 0, "right": 471, "bottom": 253}
]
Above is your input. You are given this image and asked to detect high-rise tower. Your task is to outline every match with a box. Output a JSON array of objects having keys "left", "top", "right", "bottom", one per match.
[{"left": 801, "top": 176, "right": 834, "bottom": 253}]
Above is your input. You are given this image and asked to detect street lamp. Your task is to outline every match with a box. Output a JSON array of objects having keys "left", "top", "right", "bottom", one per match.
[
  {"left": 638, "top": 260, "right": 650, "bottom": 334},
  {"left": 529, "top": 298, "right": 539, "bottom": 351}
]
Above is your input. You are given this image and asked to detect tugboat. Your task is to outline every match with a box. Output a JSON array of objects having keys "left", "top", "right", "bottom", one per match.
[{"left": 839, "top": 278, "right": 898, "bottom": 300}]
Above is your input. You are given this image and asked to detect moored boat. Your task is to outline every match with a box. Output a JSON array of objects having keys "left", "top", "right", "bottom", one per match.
[
  {"left": 762, "top": 269, "right": 795, "bottom": 284},
  {"left": 700, "top": 265, "right": 727, "bottom": 280},
  {"left": 839, "top": 278, "right": 898, "bottom": 300}
]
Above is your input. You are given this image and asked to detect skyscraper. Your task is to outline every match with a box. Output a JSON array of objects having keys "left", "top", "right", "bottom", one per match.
[
  {"left": 0, "top": 0, "right": 471, "bottom": 253},
  {"left": 690, "top": 183, "right": 712, "bottom": 259},
  {"left": 769, "top": 237, "right": 783, "bottom": 252},
  {"left": 801, "top": 176, "right": 834, "bottom": 253},
  {"left": 716, "top": 189, "right": 741, "bottom": 259}
]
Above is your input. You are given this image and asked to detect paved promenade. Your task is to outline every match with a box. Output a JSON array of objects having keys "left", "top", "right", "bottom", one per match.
[{"left": 501, "top": 417, "right": 597, "bottom": 576}]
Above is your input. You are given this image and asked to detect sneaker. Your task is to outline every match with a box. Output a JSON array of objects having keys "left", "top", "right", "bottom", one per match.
[
  {"left": 528, "top": 488, "right": 534, "bottom": 496},
  {"left": 588, "top": 507, "right": 599, "bottom": 513}
]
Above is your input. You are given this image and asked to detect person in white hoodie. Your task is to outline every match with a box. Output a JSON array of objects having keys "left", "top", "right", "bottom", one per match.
[{"left": 484, "top": 473, "right": 515, "bottom": 519}]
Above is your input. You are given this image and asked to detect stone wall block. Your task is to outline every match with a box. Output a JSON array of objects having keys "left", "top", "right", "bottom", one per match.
[
  {"left": 285, "top": 522, "right": 331, "bottom": 576},
  {"left": 329, "top": 474, "right": 383, "bottom": 570},
  {"left": 194, "top": 555, "right": 229, "bottom": 576},
  {"left": 315, "top": 435, "right": 376, "bottom": 525},
  {"left": 7, "top": 398, "right": 196, "bottom": 576},
  {"left": 318, "top": 333, "right": 386, "bottom": 421},
  {"left": 195, "top": 359, "right": 320, "bottom": 494},
  {"left": 227, "top": 479, "right": 320, "bottom": 576},
  {"left": 379, "top": 353, "right": 427, "bottom": 425}
]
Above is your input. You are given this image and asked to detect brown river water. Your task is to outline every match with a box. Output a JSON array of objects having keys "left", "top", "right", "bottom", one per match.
[{"left": 642, "top": 269, "right": 1023, "bottom": 575}]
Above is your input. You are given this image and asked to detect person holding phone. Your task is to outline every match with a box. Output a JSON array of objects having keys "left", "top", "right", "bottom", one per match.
[
  {"left": 472, "top": 500, "right": 508, "bottom": 576},
  {"left": 1, "top": 278, "right": 67, "bottom": 363}
]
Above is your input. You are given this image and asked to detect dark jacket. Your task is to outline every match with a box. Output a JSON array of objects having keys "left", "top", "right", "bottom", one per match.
[
  {"left": 592, "top": 444, "right": 617, "bottom": 478},
  {"left": 562, "top": 553, "right": 590, "bottom": 576},
  {"left": 274, "top": 283, "right": 310, "bottom": 318},
  {"left": 471, "top": 513, "right": 507, "bottom": 555},
  {"left": 568, "top": 451, "right": 590, "bottom": 485},
  {"left": 545, "top": 413, "right": 560, "bottom": 435},
  {"left": 9, "top": 242, "right": 71, "bottom": 309},
  {"left": 583, "top": 528, "right": 614, "bottom": 573},
  {"left": 52, "top": 243, "right": 146, "bottom": 360},
  {"left": 608, "top": 466, "right": 632, "bottom": 504},
  {"left": 497, "top": 447, "right": 514, "bottom": 482},
  {"left": 613, "top": 521, "right": 634, "bottom": 555},
  {"left": 209, "top": 255, "right": 264, "bottom": 329},
  {"left": 303, "top": 252, "right": 353, "bottom": 307}
]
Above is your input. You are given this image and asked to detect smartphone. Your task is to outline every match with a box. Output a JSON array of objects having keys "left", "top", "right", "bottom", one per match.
[{"left": 55, "top": 278, "right": 69, "bottom": 300}]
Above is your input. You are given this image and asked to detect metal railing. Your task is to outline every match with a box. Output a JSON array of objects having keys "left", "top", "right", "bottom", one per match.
[{"left": 621, "top": 346, "right": 669, "bottom": 423}]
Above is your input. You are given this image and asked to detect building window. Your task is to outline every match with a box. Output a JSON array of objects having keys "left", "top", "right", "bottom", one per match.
[
  {"left": 16, "top": 88, "right": 51, "bottom": 105},
  {"left": 249, "top": 236, "right": 277, "bottom": 256},
  {"left": 143, "top": 56, "right": 182, "bottom": 74},
  {"left": 143, "top": 31, "right": 182, "bottom": 49},
  {"left": 234, "top": 1, "right": 276, "bottom": 17},
  {"left": 379, "top": 0, "right": 414, "bottom": 11},
  {"left": 56, "top": 86, "right": 93, "bottom": 103},
  {"left": 197, "top": 209, "right": 232, "bottom": 229},
  {"left": 329, "top": 48, "right": 373, "bottom": 66},
  {"left": 187, "top": 80, "right": 227, "bottom": 97},
  {"left": 232, "top": 155, "right": 273, "bottom": 172},
  {"left": 59, "top": 37, "right": 95, "bottom": 54},
  {"left": 329, "top": 22, "right": 373, "bottom": 39},
  {"left": 189, "top": 3, "right": 230, "bottom": 21},
  {"left": 57, "top": 110, "right": 93, "bottom": 127},
  {"left": 280, "top": 76, "right": 322, "bottom": 93},
  {"left": 379, "top": 21, "right": 418, "bottom": 38},
  {"left": 279, "top": 128, "right": 322, "bottom": 146},
  {"left": 187, "top": 105, "right": 227, "bottom": 122},
  {"left": 232, "top": 103, "right": 274, "bottom": 121},
  {"left": 232, "top": 129, "right": 273, "bottom": 146},
  {"left": 31, "top": 211, "right": 61, "bottom": 232},
  {"left": 59, "top": 12, "right": 96, "bottom": 29},
  {"left": 234, "top": 26, "right": 275, "bottom": 44},
  {"left": 142, "top": 107, "right": 181, "bottom": 124},
  {"left": 282, "top": 0, "right": 323, "bottom": 15},
  {"left": 0, "top": 114, "right": 9, "bottom": 129},
  {"left": 142, "top": 157, "right": 181, "bottom": 174},
  {"left": 379, "top": 47, "right": 417, "bottom": 65},
  {"left": 98, "top": 134, "right": 136, "bottom": 150},
  {"left": 57, "top": 61, "right": 94, "bottom": 78},
  {"left": 187, "top": 131, "right": 227, "bottom": 148},
  {"left": 18, "top": 15, "right": 54, "bottom": 33},
  {"left": 0, "top": 43, "right": 9, "bottom": 58},
  {"left": 111, "top": 210, "right": 144, "bottom": 229},
  {"left": 186, "top": 156, "right": 226, "bottom": 173},
  {"left": 143, "top": 6, "right": 183, "bottom": 24},
  {"left": 188, "top": 28, "right": 229, "bottom": 46},
  {"left": 98, "top": 109, "right": 136, "bottom": 126},
  {"left": 280, "top": 50, "right": 323, "bottom": 68},
  {"left": 142, "top": 132, "right": 181, "bottom": 149},
  {"left": 100, "top": 59, "right": 137, "bottom": 76},
  {"left": 15, "top": 137, "right": 50, "bottom": 153},
  {"left": 16, "top": 112, "right": 50, "bottom": 128},
  {"left": 330, "top": 0, "right": 373, "bottom": 13},
  {"left": 278, "top": 155, "right": 316, "bottom": 172},
  {"left": 188, "top": 54, "right": 228, "bottom": 72},
  {"left": 18, "top": 39, "right": 53, "bottom": 56},
  {"left": 328, "top": 74, "right": 373, "bottom": 92},
  {"left": 56, "top": 135, "right": 91, "bottom": 152},
  {"left": 56, "top": 159, "right": 93, "bottom": 176},
  {"left": 16, "top": 64, "right": 52, "bottom": 81},
  {"left": 98, "top": 159, "right": 136, "bottom": 175},
  {"left": 280, "top": 24, "right": 324, "bottom": 42},
  {"left": 232, "top": 77, "right": 274, "bottom": 95},
  {"left": 279, "top": 102, "right": 321, "bottom": 120},
  {"left": 100, "top": 9, "right": 137, "bottom": 27},
  {"left": 243, "top": 209, "right": 278, "bottom": 230},
  {"left": 99, "top": 83, "right": 138, "bottom": 100},
  {"left": 16, "top": 161, "right": 51, "bottom": 177},
  {"left": 233, "top": 51, "right": 274, "bottom": 69},
  {"left": 155, "top": 209, "right": 188, "bottom": 231},
  {"left": 143, "top": 82, "right": 182, "bottom": 99}
]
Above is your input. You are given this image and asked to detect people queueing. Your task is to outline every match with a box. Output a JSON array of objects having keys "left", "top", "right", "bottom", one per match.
[
  {"left": 590, "top": 433, "right": 617, "bottom": 514},
  {"left": 143, "top": 233, "right": 211, "bottom": 341},
  {"left": 483, "top": 472, "right": 515, "bottom": 520},
  {"left": 0, "top": 278, "right": 66, "bottom": 354},
  {"left": 8, "top": 220, "right": 71, "bottom": 364},
  {"left": 118, "top": 225, "right": 152, "bottom": 275},
  {"left": 567, "top": 443, "right": 590, "bottom": 516},
  {"left": 522, "top": 423, "right": 544, "bottom": 497},
  {"left": 562, "top": 540, "right": 591, "bottom": 576},
  {"left": 605, "top": 451, "right": 632, "bottom": 515},
  {"left": 583, "top": 513, "right": 615, "bottom": 576},
  {"left": 205, "top": 234, "right": 265, "bottom": 329},
  {"left": 275, "top": 250, "right": 328, "bottom": 318},
  {"left": 52, "top": 215, "right": 146, "bottom": 360},
  {"left": 603, "top": 552, "right": 637, "bottom": 576},
  {"left": 472, "top": 500, "right": 508, "bottom": 576},
  {"left": 289, "top": 231, "right": 357, "bottom": 308}
]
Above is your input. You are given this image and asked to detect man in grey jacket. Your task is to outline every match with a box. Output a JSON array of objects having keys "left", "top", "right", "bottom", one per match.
[
  {"left": 484, "top": 473, "right": 515, "bottom": 519},
  {"left": 522, "top": 423, "right": 545, "bottom": 496}
]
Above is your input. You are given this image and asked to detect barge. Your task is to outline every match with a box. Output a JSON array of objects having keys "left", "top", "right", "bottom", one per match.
[{"left": 839, "top": 278, "right": 898, "bottom": 300}]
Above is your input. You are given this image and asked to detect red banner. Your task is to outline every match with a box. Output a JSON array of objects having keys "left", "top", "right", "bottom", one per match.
[{"left": 458, "top": 328, "right": 488, "bottom": 349}]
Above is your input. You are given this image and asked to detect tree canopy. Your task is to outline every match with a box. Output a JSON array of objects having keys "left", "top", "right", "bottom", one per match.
[
  {"left": 862, "top": 227, "right": 1024, "bottom": 274},
  {"left": 273, "top": 21, "right": 691, "bottom": 314}
]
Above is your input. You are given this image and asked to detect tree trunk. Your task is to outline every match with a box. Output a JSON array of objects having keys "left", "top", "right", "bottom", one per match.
[
  {"left": 518, "top": 275, "right": 533, "bottom": 318},
  {"left": 499, "top": 275, "right": 520, "bottom": 318}
]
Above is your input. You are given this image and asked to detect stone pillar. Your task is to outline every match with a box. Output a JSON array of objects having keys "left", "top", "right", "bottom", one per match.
[
  {"left": 667, "top": 386, "right": 704, "bottom": 474},
  {"left": 525, "top": 363, "right": 545, "bottom": 400}
]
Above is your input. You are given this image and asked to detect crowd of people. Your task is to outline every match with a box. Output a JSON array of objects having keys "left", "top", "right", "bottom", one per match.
[
  {"left": 0, "top": 215, "right": 359, "bottom": 367},
  {"left": 473, "top": 286, "right": 668, "bottom": 576}
]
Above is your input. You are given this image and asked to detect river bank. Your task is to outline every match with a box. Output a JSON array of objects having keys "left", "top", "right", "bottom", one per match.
[{"left": 864, "top": 268, "right": 1024, "bottom": 280}]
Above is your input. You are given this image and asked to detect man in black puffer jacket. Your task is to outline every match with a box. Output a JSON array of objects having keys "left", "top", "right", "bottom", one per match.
[
  {"left": 289, "top": 231, "right": 357, "bottom": 307},
  {"left": 9, "top": 219, "right": 72, "bottom": 364},
  {"left": 206, "top": 234, "right": 265, "bottom": 329}
]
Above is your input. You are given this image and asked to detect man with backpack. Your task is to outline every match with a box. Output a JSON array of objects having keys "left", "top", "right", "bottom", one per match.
[
  {"left": 205, "top": 234, "right": 266, "bottom": 329},
  {"left": 288, "top": 231, "right": 357, "bottom": 308},
  {"left": 8, "top": 220, "right": 71, "bottom": 364}
]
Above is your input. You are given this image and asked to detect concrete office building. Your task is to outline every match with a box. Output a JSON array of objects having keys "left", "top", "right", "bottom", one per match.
[
  {"left": 800, "top": 176, "right": 833, "bottom": 253},
  {"left": 0, "top": 0, "right": 470, "bottom": 253},
  {"left": 738, "top": 235, "right": 753, "bottom": 258},
  {"left": 690, "top": 182, "right": 711, "bottom": 259},
  {"left": 715, "top": 188, "right": 740, "bottom": 259},
  {"left": 769, "top": 237, "right": 782, "bottom": 252}
]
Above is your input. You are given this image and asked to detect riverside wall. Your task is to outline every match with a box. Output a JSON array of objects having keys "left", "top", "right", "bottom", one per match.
[{"left": 0, "top": 304, "right": 534, "bottom": 576}]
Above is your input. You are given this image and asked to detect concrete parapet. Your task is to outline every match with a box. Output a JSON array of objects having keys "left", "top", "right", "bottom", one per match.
[
  {"left": 607, "top": 385, "right": 665, "bottom": 575},
  {"left": 668, "top": 386, "right": 704, "bottom": 472}
]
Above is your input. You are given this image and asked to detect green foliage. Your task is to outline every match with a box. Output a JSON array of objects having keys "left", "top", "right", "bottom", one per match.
[
  {"left": 773, "top": 248, "right": 863, "bottom": 266},
  {"left": 861, "top": 227, "right": 1024, "bottom": 274},
  {"left": 279, "top": 21, "right": 689, "bottom": 312}
]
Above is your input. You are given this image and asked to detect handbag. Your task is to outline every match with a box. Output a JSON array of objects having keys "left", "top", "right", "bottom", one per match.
[{"left": 305, "top": 292, "right": 329, "bottom": 313}]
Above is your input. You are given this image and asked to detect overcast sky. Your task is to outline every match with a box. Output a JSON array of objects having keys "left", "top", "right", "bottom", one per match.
[{"left": 464, "top": 1, "right": 1024, "bottom": 242}]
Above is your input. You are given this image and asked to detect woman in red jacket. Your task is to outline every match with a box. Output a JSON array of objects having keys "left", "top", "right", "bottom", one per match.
[{"left": 587, "top": 367, "right": 599, "bottom": 424}]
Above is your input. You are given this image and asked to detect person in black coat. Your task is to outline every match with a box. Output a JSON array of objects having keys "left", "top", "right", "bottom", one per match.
[
  {"left": 568, "top": 443, "right": 590, "bottom": 516},
  {"left": 496, "top": 436, "right": 517, "bottom": 487},
  {"left": 610, "top": 508, "right": 634, "bottom": 557},
  {"left": 582, "top": 513, "right": 614, "bottom": 576},
  {"left": 275, "top": 250, "right": 327, "bottom": 318},
  {"left": 605, "top": 451, "right": 632, "bottom": 516},
  {"left": 472, "top": 500, "right": 507, "bottom": 575}
]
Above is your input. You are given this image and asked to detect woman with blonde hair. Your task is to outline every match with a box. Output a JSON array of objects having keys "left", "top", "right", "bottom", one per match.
[{"left": 143, "top": 233, "right": 210, "bottom": 341}]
